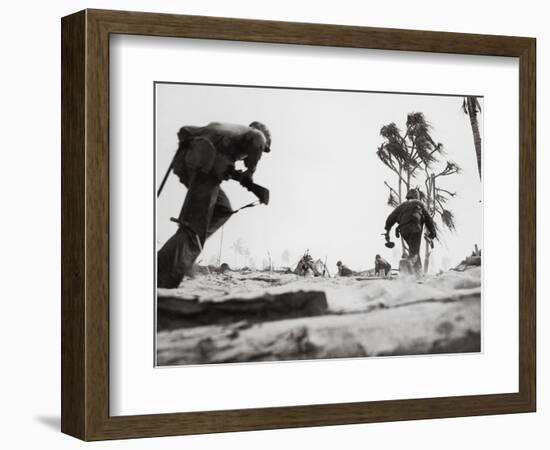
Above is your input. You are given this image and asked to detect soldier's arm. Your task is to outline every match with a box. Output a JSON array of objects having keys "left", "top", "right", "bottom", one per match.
[
  {"left": 243, "top": 153, "right": 260, "bottom": 175},
  {"left": 242, "top": 129, "right": 266, "bottom": 176},
  {"left": 385, "top": 205, "right": 401, "bottom": 231}
]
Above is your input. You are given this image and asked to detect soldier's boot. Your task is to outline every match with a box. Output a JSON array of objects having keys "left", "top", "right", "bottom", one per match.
[{"left": 157, "top": 226, "right": 202, "bottom": 288}]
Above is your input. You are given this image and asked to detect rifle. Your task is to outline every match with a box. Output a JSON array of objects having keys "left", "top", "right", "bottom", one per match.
[
  {"left": 230, "top": 170, "right": 270, "bottom": 205},
  {"left": 157, "top": 160, "right": 174, "bottom": 197},
  {"left": 168, "top": 169, "right": 268, "bottom": 226}
]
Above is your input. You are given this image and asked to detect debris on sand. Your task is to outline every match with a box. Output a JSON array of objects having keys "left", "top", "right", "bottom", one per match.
[
  {"left": 158, "top": 289, "right": 328, "bottom": 330},
  {"left": 453, "top": 246, "right": 482, "bottom": 272},
  {"left": 294, "top": 250, "right": 330, "bottom": 277},
  {"left": 157, "top": 266, "right": 481, "bottom": 365},
  {"left": 157, "top": 293, "right": 479, "bottom": 365}
]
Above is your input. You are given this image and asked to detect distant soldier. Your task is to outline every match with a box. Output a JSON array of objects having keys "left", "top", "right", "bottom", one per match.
[
  {"left": 384, "top": 188, "right": 436, "bottom": 275},
  {"left": 157, "top": 121, "right": 272, "bottom": 288},
  {"left": 374, "top": 254, "right": 392, "bottom": 277},
  {"left": 336, "top": 261, "right": 353, "bottom": 277}
]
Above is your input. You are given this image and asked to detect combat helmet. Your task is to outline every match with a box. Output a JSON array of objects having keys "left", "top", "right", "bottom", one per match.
[
  {"left": 249, "top": 121, "right": 271, "bottom": 152},
  {"left": 406, "top": 188, "right": 419, "bottom": 200}
]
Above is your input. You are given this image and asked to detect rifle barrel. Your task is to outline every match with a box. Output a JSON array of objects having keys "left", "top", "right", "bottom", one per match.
[{"left": 157, "top": 161, "right": 173, "bottom": 197}]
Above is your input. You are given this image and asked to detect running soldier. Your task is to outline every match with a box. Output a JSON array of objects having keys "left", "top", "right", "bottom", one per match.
[{"left": 157, "top": 121, "right": 271, "bottom": 288}]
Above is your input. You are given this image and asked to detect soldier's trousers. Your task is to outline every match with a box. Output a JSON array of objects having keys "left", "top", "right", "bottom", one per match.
[
  {"left": 157, "top": 173, "right": 233, "bottom": 288},
  {"left": 402, "top": 231, "right": 422, "bottom": 275}
]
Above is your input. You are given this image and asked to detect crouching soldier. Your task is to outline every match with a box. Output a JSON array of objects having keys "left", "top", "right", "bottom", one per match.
[
  {"left": 157, "top": 121, "right": 272, "bottom": 288},
  {"left": 374, "top": 254, "right": 391, "bottom": 277},
  {"left": 383, "top": 188, "right": 436, "bottom": 275},
  {"left": 336, "top": 261, "right": 353, "bottom": 277}
]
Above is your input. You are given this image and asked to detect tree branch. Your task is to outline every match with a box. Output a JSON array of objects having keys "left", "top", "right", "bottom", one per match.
[
  {"left": 384, "top": 181, "right": 399, "bottom": 197},
  {"left": 436, "top": 188, "right": 456, "bottom": 197}
]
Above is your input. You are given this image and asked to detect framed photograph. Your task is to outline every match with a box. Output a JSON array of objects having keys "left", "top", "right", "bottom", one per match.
[{"left": 61, "top": 9, "right": 536, "bottom": 440}]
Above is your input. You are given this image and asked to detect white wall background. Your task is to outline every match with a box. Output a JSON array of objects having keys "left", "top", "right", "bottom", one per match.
[{"left": 0, "top": 0, "right": 545, "bottom": 448}]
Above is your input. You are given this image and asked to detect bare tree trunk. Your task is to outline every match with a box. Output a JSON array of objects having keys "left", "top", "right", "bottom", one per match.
[
  {"left": 398, "top": 177, "right": 402, "bottom": 203},
  {"left": 398, "top": 163, "right": 403, "bottom": 202},
  {"left": 423, "top": 214, "right": 434, "bottom": 273},
  {"left": 467, "top": 97, "right": 482, "bottom": 179},
  {"left": 399, "top": 166, "right": 410, "bottom": 258},
  {"left": 423, "top": 174, "right": 436, "bottom": 273}
]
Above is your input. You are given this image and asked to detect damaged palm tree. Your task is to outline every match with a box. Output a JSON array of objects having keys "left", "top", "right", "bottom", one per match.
[
  {"left": 377, "top": 112, "right": 460, "bottom": 273},
  {"left": 462, "top": 96, "right": 482, "bottom": 178},
  {"left": 231, "top": 238, "right": 246, "bottom": 269},
  {"left": 420, "top": 161, "right": 461, "bottom": 272}
]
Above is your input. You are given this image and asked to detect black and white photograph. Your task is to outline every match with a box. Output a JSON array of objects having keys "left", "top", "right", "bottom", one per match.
[
  {"left": 1, "top": 0, "right": 544, "bottom": 445},
  {"left": 155, "top": 82, "right": 483, "bottom": 366}
]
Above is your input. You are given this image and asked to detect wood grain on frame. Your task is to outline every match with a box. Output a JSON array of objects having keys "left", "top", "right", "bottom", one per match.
[
  {"left": 61, "top": 8, "right": 536, "bottom": 441},
  {"left": 61, "top": 10, "right": 86, "bottom": 438}
]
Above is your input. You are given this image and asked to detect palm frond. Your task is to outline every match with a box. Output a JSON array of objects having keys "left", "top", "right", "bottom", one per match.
[
  {"left": 448, "top": 161, "right": 461, "bottom": 172},
  {"left": 380, "top": 122, "right": 401, "bottom": 139},
  {"left": 377, "top": 138, "right": 412, "bottom": 169},
  {"left": 387, "top": 192, "right": 399, "bottom": 207},
  {"left": 474, "top": 97, "right": 482, "bottom": 113},
  {"left": 440, "top": 160, "right": 461, "bottom": 176},
  {"left": 376, "top": 145, "right": 393, "bottom": 168},
  {"left": 406, "top": 112, "right": 431, "bottom": 131},
  {"left": 387, "top": 142, "right": 409, "bottom": 160},
  {"left": 436, "top": 193, "right": 449, "bottom": 204},
  {"left": 440, "top": 209, "right": 456, "bottom": 231},
  {"left": 415, "top": 138, "right": 438, "bottom": 166},
  {"left": 405, "top": 112, "right": 442, "bottom": 169}
]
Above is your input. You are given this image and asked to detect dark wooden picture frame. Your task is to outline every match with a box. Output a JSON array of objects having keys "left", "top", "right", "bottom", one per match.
[{"left": 61, "top": 9, "right": 536, "bottom": 441}]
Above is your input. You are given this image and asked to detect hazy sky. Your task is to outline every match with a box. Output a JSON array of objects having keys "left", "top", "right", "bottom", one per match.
[{"left": 156, "top": 83, "right": 482, "bottom": 273}]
